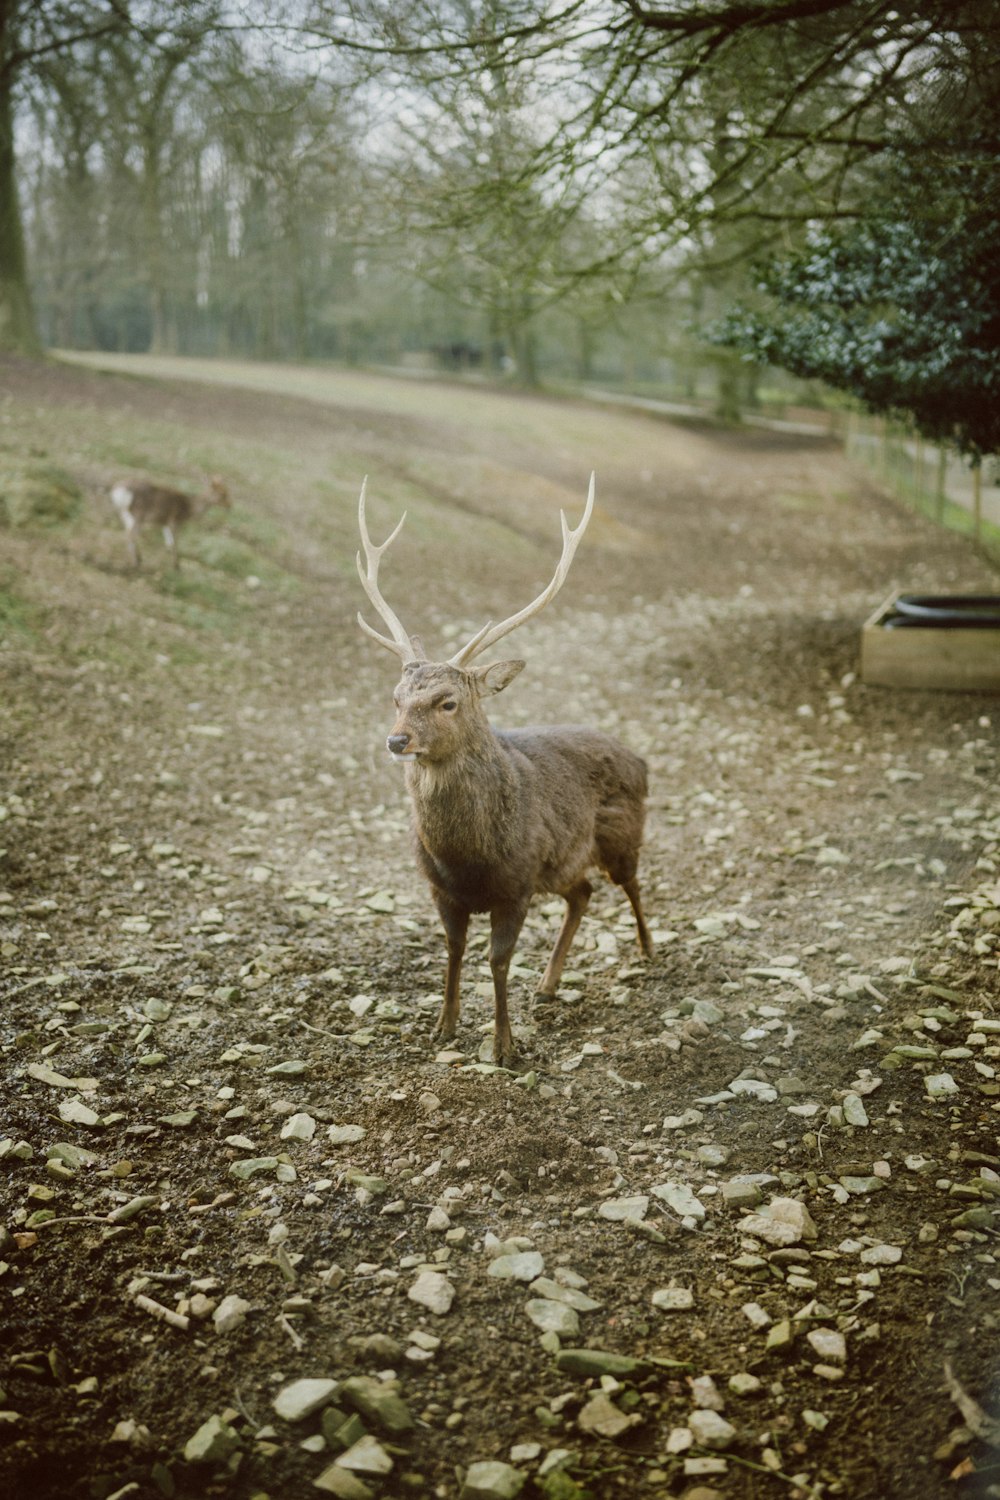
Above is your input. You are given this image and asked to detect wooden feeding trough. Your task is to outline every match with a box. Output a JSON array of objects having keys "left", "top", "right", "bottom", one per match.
[{"left": 861, "top": 593, "right": 1000, "bottom": 691}]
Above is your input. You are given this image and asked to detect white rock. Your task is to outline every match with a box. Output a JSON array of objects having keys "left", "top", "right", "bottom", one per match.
[
  {"left": 528, "top": 1278, "right": 601, "bottom": 1312},
  {"left": 525, "top": 1299, "right": 580, "bottom": 1338},
  {"left": 652, "top": 1286, "right": 695, "bottom": 1312},
  {"left": 336, "top": 1434, "right": 393, "bottom": 1474},
  {"left": 487, "top": 1251, "right": 545, "bottom": 1281},
  {"left": 859, "top": 1243, "right": 902, "bottom": 1266},
  {"left": 688, "top": 1409, "right": 737, "bottom": 1449},
  {"left": 577, "top": 1391, "right": 640, "bottom": 1439},
  {"left": 273, "top": 1377, "right": 338, "bottom": 1422},
  {"left": 841, "top": 1093, "right": 869, "bottom": 1127},
  {"left": 728, "top": 1079, "right": 778, "bottom": 1103},
  {"left": 807, "top": 1328, "right": 847, "bottom": 1365},
  {"left": 212, "top": 1294, "right": 251, "bottom": 1334},
  {"left": 690, "top": 1375, "right": 724, "bottom": 1410},
  {"left": 408, "top": 1270, "right": 455, "bottom": 1315},
  {"left": 58, "top": 1098, "right": 101, "bottom": 1127},
  {"left": 741, "top": 1301, "right": 771, "bottom": 1329},
  {"left": 597, "top": 1195, "right": 648, "bottom": 1222},
  {"left": 652, "top": 1182, "right": 706, "bottom": 1221},
  {"left": 738, "top": 1196, "right": 817, "bottom": 1245},
  {"left": 461, "top": 1460, "right": 527, "bottom": 1499},
  {"left": 279, "top": 1112, "right": 316, "bottom": 1141}
]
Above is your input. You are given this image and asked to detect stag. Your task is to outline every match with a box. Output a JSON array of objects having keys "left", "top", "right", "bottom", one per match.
[{"left": 357, "top": 474, "right": 653, "bottom": 1067}]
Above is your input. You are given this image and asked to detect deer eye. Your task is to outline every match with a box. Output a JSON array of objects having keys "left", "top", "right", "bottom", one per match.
[{"left": 440, "top": 700, "right": 457, "bottom": 713}]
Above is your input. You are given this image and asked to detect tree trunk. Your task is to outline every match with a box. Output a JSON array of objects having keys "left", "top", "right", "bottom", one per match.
[{"left": 0, "top": 17, "right": 41, "bottom": 354}]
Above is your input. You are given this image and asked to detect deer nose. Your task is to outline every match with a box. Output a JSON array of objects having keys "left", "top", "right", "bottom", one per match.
[{"left": 387, "top": 733, "right": 410, "bottom": 755}]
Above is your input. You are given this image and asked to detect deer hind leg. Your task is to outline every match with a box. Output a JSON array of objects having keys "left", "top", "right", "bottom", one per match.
[
  {"left": 538, "top": 878, "right": 593, "bottom": 998},
  {"left": 489, "top": 900, "right": 531, "bottom": 1068},
  {"left": 621, "top": 875, "right": 654, "bottom": 958},
  {"left": 432, "top": 897, "right": 469, "bottom": 1044},
  {"left": 602, "top": 844, "right": 654, "bottom": 960}
]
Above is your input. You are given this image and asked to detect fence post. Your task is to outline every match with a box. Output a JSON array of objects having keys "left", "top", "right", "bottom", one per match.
[
  {"left": 935, "top": 446, "right": 946, "bottom": 523},
  {"left": 973, "top": 462, "right": 982, "bottom": 542},
  {"left": 915, "top": 435, "right": 924, "bottom": 505}
]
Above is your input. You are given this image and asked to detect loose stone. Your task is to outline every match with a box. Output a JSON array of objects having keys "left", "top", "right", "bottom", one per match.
[
  {"left": 721, "top": 1179, "right": 763, "bottom": 1210},
  {"left": 313, "top": 1465, "right": 374, "bottom": 1498},
  {"left": 487, "top": 1251, "right": 545, "bottom": 1281},
  {"left": 183, "top": 1413, "right": 240, "bottom": 1464},
  {"left": 274, "top": 1378, "right": 339, "bottom": 1422},
  {"left": 339, "top": 1375, "right": 414, "bottom": 1436},
  {"left": 597, "top": 1195, "right": 648, "bottom": 1222},
  {"left": 212, "top": 1294, "right": 252, "bottom": 1334},
  {"left": 408, "top": 1270, "right": 455, "bottom": 1315},
  {"left": 525, "top": 1299, "right": 580, "bottom": 1338},
  {"left": 577, "top": 1391, "right": 641, "bottom": 1439},
  {"left": 652, "top": 1182, "right": 706, "bottom": 1221},
  {"left": 688, "top": 1410, "right": 737, "bottom": 1450},
  {"left": 807, "top": 1328, "right": 847, "bottom": 1365},
  {"left": 460, "top": 1459, "right": 527, "bottom": 1499},
  {"left": 738, "top": 1197, "right": 817, "bottom": 1246},
  {"left": 652, "top": 1286, "right": 695, "bottom": 1312},
  {"left": 841, "top": 1093, "right": 869, "bottom": 1126},
  {"left": 336, "top": 1435, "right": 393, "bottom": 1475}
]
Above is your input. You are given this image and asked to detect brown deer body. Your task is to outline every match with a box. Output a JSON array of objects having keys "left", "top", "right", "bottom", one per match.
[
  {"left": 110, "top": 475, "right": 230, "bottom": 569},
  {"left": 357, "top": 476, "right": 653, "bottom": 1067}
]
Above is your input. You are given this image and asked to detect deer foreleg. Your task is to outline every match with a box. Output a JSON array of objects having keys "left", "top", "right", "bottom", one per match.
[
  {"left": 538, "top": 878, "right": 593, "bottom": 997},
  {"left": 123, "top": 517, "right": 141, "bottom": 569},
  {"left": 163, "top": 525, "right": 179, "bottom": 569},
  {"left": 433, "top": 899, "right": 469, "bottom": 1043},
  {"left": 489, "top": 901, "right": 530, "bottom": 1068}
]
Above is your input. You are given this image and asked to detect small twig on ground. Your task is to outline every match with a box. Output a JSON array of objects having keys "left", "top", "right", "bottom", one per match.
[
  {"left": 133, "top": 1293, "right": 190, "bottom": 1332},
  {"left": 721, "top": 1450, "right": 823, "bottom": 1497},
  {"left": 277, "top": 1313, "right": 305, "bottom": 1350},
  {"left": 299, "top": 1018, "right": 343, "bottom": 1040}
]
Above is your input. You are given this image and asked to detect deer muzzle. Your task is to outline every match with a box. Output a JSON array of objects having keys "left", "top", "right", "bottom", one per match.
[{"left": 387, "top": 733, "right": 419, "bottom": 763}]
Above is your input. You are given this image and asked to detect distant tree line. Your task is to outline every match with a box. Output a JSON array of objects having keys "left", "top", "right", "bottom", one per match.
[{"left": 2, "top": 1, "right": 998, "bottom": 450}]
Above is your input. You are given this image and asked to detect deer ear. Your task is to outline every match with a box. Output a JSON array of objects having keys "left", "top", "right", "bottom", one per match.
[{"left": 472, "top": 659, "right": 525, "bottom": 698}]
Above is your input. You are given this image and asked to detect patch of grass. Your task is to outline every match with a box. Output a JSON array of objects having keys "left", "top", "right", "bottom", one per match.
[
  {"left": 193, "top": 529, "right": 297, "bottom": 591},
  {"left": 0, "top": 571, "right": 46, "bottom": 643},
  {"left": 156, "top": 570, "right": 237, "bottom": 621},
  {"left": 0, "top": 460, "right": 83, "bottom": 528},
  {"left": 103, "top": 444, "right": 157, "bottom": 470}
]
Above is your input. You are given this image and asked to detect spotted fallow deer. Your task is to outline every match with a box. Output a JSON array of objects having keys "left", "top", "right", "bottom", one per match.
[
  {"left": 356, "top": 474, "right": 653, "bottom": 1068},
  {"left": 110, "top": 475, "right": 230, "bottom": 569}
]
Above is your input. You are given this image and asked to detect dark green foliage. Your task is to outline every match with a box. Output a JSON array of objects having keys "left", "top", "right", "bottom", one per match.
[{"left": 712, "top": 156, "right": 1000, "bottom": 459}]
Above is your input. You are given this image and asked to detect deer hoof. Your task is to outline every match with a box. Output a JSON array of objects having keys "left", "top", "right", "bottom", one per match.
[{"left": 493, "top": 1039, "right": 519, "bottom": 1070}]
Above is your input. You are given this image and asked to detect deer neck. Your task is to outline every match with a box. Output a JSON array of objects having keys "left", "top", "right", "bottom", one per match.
[{"left": 405, "top": 725, "right": 519, "bottom": 860}]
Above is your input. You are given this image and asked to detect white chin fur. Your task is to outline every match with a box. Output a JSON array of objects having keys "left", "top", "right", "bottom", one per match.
[{"left": 390, "top": 752, "right": 419, "bottom": 763}]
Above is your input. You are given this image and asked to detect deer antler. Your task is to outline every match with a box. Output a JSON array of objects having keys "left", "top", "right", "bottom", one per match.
[
  {"left": 448, "top": 473, "right": 596, "bottom": 668},
  {"left": 356, "top": 479, "right": 426, "bottom": 662}
]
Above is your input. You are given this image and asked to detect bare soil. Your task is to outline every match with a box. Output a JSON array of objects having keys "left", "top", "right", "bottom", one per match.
[{"left": 1, "top": 354, "right": 999, "bottom": 1500}]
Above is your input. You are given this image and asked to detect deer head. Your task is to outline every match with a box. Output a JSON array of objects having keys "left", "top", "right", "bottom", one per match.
[{"left": 356, "top": 475, "right": 595, "bottom": 763}]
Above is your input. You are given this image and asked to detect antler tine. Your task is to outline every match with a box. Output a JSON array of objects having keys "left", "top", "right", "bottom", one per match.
[
  {"left": 448, "top": 473, "right": 596, "bottom": 668},
  {"left": 356, "top": 478, "right": 424, "bottom": 662}
]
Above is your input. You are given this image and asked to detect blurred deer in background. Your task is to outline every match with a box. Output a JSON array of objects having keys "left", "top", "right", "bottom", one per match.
[
  {"left": 110, "top": 474, "right": 230, "bottom": 570},
  {"left": 357, "top": 474, "right": 653, "bottom": 1067}
]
